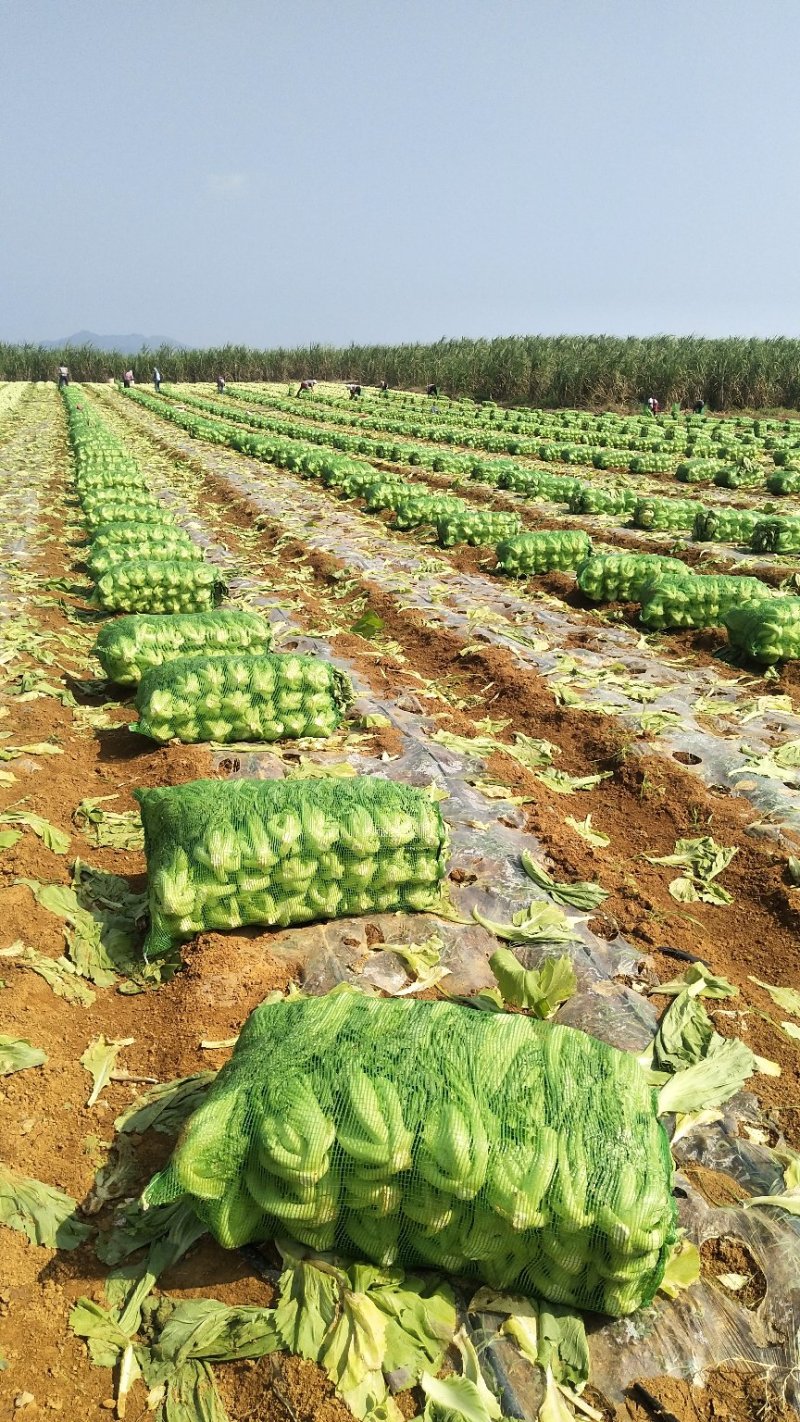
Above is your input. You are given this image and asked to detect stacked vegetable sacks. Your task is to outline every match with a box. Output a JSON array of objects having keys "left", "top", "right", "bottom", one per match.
[
  {"left": 436, "top": 509, "right": 521, "bottom": 548},
  {"left": 639, "top": 574, "right": 773, "bottom": 630},
  {"left": 133, "top": 652, "right": 353, "bottom": 744},
  {"left": 576, "top": 553, "right": 685, "bottom": 603},
  {"left": 94, "top": 610, "right": 273, "bottom": 685},
  {"left": 495, "top": 530, "right": 592, "bottom": 576},
  {"left": 135, "top": 777, "right": 448, "bottom": 955},
  {"left": 142, "top": 993, "right": 676, "bottom": 1317},
  {"left": 725, "top": 597, "right": 800, "bottom": 664}
]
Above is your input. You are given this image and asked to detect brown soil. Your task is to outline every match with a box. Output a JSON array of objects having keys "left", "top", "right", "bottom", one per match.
[
  {"left": 682, "top": 1164, "right": 748, "bottom": 1209},
  {"left": 617, "top": 1366, "right": 799, "bottom": 1421},
  {"left": 699, "top": 1235, "right": 767, "bottom": 1309}
]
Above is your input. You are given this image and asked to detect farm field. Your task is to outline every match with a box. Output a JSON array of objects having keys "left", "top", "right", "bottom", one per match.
[{"left": 1, "top": 379, "right": 800, "bottom": 1422}]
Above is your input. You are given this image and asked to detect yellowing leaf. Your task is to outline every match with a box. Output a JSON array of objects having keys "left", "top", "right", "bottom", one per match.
[
  {"left": 659, "top": 1239, "right": 701, "bottom": 1299},
  {"left": 0, "top": 1035, "right": 47, "bottom": 1076},
  {"left": 749, "top": 975, "right": 800, "bottom": 1019},
  {"left": 81, "top": 1035, "right": 134, "bottom": 1107},
  {"left": 565, "top": 814, "right": 610, "bottom": 848}
]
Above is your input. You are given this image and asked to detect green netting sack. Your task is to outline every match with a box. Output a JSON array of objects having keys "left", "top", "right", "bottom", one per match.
[
  {"left": 567, "top": 486, "right": 636, "bottom": 515},
  {"left": 88, "top": 536, "right": 200, "bottom": 577},
  {"left": 724, "top": 597, "right": 800, "bottom": 664},
  {"left": 675, "top": 459, "right": 725, "bottom": 484},
  {"left": 576, "top": 553, "right": 686, "bottom": 603},
  {"left": 436, "top": 509, "right": 521, "bottom": 548},
  {"left": 495, "top": 530, "right": 591, "bottom": 575},
  {"left": 691, "top": 508, "right": 763, "bottom": 543},
  {"left": 639, "top": 574, "right": 773, "bottom": 630},
  {"left": 84, "top": 501, "right": 177, "bottom": 533},
  {"left": 133, "top": 652, "right": 354, "bottom": 744},
  {"left": 750, "top": 516, "right": 800, "bottom": 554},
  {"left": 94, "top": 610, "right": 272, "bottom": 684},
  {"left": 89, "top": 520, "right": 187, "bottom": 551},
  {"left": 135, "top": 776, "right": 448, "bottom": 955},
  {"left": 766, "top": 468, "right": 800, "bottom": 495},
  {"left": 91, "top": 558, "right": 225, "bottom": 614},
  {"left": 631, "top": 497, "right": 705, "bottom": 531},
  {"left": 392, "top": 494, "right": 465, "bottom": 529},
  {"left": 142, "top": 993, "right": 676, "bottom": 1317}
]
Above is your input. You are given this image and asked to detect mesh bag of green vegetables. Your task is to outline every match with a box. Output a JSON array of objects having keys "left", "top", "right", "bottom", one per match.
[
  {"left": 724, "top": 597, "right": 800, "bottom": 664},
  {"left": 691, "top": 507, "right": 764, "bottom": 543},
  {"left": 495, "top": 530, "right": 591, "bottom": 576},
  {"left": 750, "top": 516, "right": 800, "bottom": 554},
  {"left": 133, "top": 652, "right": 354, "bottom": 744},
  {"left": 84, "top": 501, "right": 178, "bottom": 533},
  {"left": 576, "top": 553, "right": 686, "bottom": 603},
  {"left": 91, "top": 558, "right": 225, "bottom": 614},
  {"left": 436, "top": 509, "right": 521, "bottom": 548},
  {"left": 142, "top": 993, "right": 676, "bottom": 1316},
  {"left": 135, "top": 776, "right": 448, "bottom": 955},
  {"left": 94, "top": 609, "right": 272, "bottom": 684},
  {"left": 89, "top": 520, "right": 185, "bottom": 551},
  {"left": 631, "top": 497, "right": 706, "bottom": 531},
  {"left": 639, "top": 573, "right": 772, "bottom": 630},
  {"left": 88, "top": 536, "right": 201, "bottom": 577}
]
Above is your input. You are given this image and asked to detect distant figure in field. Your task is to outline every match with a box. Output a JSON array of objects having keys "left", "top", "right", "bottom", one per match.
[
  {"left": 426, "top": 383, "right": 438, "bottom": 397},
  {"left": 153, "top": 367, "right": 161, "bottom": 393},
  {"left": 693, "top": 397, "right": 705, "bottom": 414},
  {"left": 297, "top": 378, "right": 317, "bottom": 395},
  {"left": 216, "top": 375, "right": 226, "bottom": 394},
  {"left": 347, "top": 383, "right": 362, "bottom": 399},
  {"left": 378, "top": 379, "right": 389, "bottom": 392},
  {"left": 57, "top": 365, "right": 69, "bottom": 389},
  {"left": 646, "top": 395, "right": 660, "bottom": 415},
  {"left": 123, "top": 369, "right": 134, "bottom": 389}
]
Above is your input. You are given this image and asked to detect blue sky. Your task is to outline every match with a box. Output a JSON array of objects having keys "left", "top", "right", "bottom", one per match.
[{"left": 1, "top": 0, "right": 798, "bottom": 346}]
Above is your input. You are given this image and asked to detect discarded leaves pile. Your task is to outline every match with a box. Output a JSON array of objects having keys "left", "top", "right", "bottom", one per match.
[{"left": 144, "top": 993, "right": 677, "bottom": 1317}]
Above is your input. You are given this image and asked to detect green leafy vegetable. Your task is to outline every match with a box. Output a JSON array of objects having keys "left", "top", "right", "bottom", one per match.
[
  {"left": 419, "top": 1371, "right": 499, "bottom": 1422},
  {"left": 489, "top": 949, "right": 577, "bottom": 1017},
  {"left": 749, "top": 975, "right": 800, "bottom": 1019},
  {"left": 0, "top": 811, "right": 70, "bottom": 855},
  {"left": 658, "top": 1239, "right": 701, "bottom": 1298},
  {"left": 536, "top": 769, "right": 611, "bottom": 795},
  {"left": 0, "top": 1164, "right": 92, "bottom": 1249},
  {"left": 0, "top": 941, "right": 95, "bottom": 1005},
  {"left": 154, "top": 1298, "right": 280, "bottom": 1364},
  {"left": 745, "top": 1155, "right": 800, "bottom": 1215},
  {"left": 115, "top": 1073, "right": 216, "bottom": 1136},
  {"left": 81, "top": 1035, "right": 135, "bottom": 1107},
  {"left": 646, "top": 836, "right": 737, "bottom": 905},
  {"left": 0, "top": 1035, "right": 47, "bottom": 1076},
  {"left": 521, "top": 852, "right": 607, "bottom": 911},
  {"left": 474, "top": 901, "right": 582, "bottom": 946},
  {"left": 564, "top": 815, "right": 610, "bottom": 848},
  {"left": 650, "top": 963, "right": 738, "bottom": 999},
  {"left": 351, "top": 609, "right": 385, "bottom": 638}
]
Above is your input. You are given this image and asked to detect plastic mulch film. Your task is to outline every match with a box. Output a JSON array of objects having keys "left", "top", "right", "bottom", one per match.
[
  {"left": 106, "top": 392, "right": 800, "bottom": 1412},
  {"left": 144, "top": 994, "right": 676, "bottom": 1316},
  {"left": 158, "top": 432, "right": 800, "bottom": 840},
  {"left": 93, "top": 608, "right": 274, "bottom": 684},
  {"left": 134, "top": 776, "right": 448, "bottom": 956},
  {"left": 132, "top": 650, "right": 353, "bottom": 744}
]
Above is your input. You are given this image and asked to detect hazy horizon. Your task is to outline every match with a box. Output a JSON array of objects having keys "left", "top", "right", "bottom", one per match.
[{"left": 3, "top": 1, "right": 799, "bottom": 347}]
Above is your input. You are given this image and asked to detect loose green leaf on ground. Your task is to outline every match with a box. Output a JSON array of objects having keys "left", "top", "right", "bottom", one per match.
[
  {"left": 521, "top": 851, "right": 607, "bottom": 911},
  {"left": 0, "top": 1164, "right": 92, "bottom": 1249},
  {"left": 489, "top": 949, "right": 577, "bottom": 1017},
  {"left": 81, "top": 1035, "right": 135, "bottom": 1107},
  {"left": 0, "top": 1035, "right": 47, "bottom": 1076}
]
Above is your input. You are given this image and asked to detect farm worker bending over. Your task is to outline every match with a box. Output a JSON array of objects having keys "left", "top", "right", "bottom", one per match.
[
  {"left": 297, "top": 378, "right": 317, "bottom": 395},
  {"left": 153, "top": 367, "right": 161, "bottom": 393},
  {"left": 426, "top": 383, "right": 439, "bottom": 397},
  {"left": 693, "top": 397, "right": 705, "bottom": 414},
  {"left": 57, "top": 365, "right": 69, "bottom": 388},
  {"left": 216, "top": 375, "right": 226, "bottom": 394},
  {"left": 646, "top": 395, "right": 660, "bottom": 415},
  {"left": 347, "top": 382, "right": 362, "bottom": 398}
]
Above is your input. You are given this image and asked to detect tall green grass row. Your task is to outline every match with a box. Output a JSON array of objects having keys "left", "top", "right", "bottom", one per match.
[{"left": 5, "top": 335, "right": 800, "bottom": 409}]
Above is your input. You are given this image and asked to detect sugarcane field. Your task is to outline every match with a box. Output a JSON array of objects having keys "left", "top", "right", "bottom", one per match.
[{"left": 4, "top": 5, "right": 800, "bottom": 1422}]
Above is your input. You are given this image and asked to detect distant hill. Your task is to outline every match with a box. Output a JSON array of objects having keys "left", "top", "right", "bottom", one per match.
[{"left": 38, "top": 331, "right": 185, "bottom": 353}]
